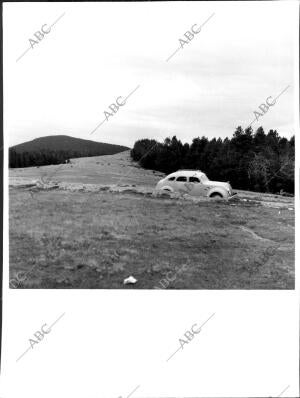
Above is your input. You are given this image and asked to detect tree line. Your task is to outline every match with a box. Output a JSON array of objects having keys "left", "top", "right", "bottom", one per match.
[
  {"left": 9, "top": 149, "right": 88, "bottom": 168},
  {"left": 131, "top": 127, "right": 294, "bottom": 194}
]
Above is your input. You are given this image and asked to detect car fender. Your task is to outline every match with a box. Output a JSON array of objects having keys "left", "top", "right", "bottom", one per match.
[{"left": 207, "top": 186, "right": 228, "bottom": 198}]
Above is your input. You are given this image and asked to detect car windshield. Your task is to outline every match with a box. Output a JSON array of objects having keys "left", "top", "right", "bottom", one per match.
[{"left": 201, "top": 174, "right": 209, "bottom": 182}]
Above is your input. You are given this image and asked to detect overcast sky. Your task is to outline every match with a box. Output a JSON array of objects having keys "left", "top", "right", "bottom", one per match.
[{"left": 4, "top": 1, "right": 298, "bottom": 148}]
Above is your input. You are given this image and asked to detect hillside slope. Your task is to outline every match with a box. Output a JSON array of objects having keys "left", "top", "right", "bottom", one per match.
[
  {"left": 9, "top": 150, "right": 294, "bottom": 208},
  {"left": 9, "top": 150, "right": 166, "bottom": 186},
  {"left": 11, "top": 135, "right": 129, "bottom": 156}
]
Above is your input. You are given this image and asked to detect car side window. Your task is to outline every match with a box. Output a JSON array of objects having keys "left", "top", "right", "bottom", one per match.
[
  {"left": 189, "top": 176, "right": 200, "bottom": 183},
  {"left": 176, "top": 176, "right": 187, "bottom": 182},
  {"left": 168, "top": 176, "right": 175, "bottom": 181}
]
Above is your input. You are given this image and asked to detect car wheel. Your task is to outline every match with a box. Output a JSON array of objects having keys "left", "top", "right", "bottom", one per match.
[{"left": 210, "top": 192, "right": 223, "bottom": 199}]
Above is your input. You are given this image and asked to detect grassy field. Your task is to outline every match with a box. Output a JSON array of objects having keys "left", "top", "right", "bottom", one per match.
[
  {"left": 9, "top": 177, "right": 294, "bottom": 289},
  {"left": 9, "top": 150, "right": 165, "bottom": 187}
]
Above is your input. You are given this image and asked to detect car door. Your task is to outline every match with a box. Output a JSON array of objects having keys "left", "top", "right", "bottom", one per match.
[
  {"left": 187, "top": 176, "right": 207, "bottom": 197},
  {"left": 175, "top": 176, "right": 189, "bottom": 194}
]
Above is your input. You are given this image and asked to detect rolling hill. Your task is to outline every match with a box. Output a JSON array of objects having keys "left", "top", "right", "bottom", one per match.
[
  {"left": 11, "top": 135, "right": 129, "bottom": 156},
  {"left": 9, "top": 135, "right": 130, "bottom": 168}
]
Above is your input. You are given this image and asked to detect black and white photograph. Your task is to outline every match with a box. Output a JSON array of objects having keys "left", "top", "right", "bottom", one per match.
[
  {"left": 1, "top": 1, "right": 299, "bottom": 397},
  {"left": 7, "top": 1, "right": 296, "bottom": 290}
]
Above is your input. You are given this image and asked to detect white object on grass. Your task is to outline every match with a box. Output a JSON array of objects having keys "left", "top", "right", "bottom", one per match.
[{"left": 123, "top": 276, "right": 137, "bottom": 285}]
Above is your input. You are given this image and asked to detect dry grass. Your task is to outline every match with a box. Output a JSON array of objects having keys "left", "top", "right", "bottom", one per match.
[{"left": 9, "top": 186, "right": 294, "bottom": 289}]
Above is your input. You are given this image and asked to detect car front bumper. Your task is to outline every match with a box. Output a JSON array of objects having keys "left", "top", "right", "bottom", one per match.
[{"left": 228, "top": 192, "right": 238, "bottom": 199}]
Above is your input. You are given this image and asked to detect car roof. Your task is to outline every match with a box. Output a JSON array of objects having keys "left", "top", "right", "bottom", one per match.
[{"left": 168, "top": 170, "right": 205, "bottom": 177}]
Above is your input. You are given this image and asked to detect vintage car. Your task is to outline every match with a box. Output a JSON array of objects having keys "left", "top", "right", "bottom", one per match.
[{"left": 155, "top": 170, "right": 236, "bottom": 199}]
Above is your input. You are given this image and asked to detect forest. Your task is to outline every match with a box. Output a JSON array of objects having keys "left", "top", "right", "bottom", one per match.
[
  {"left": 9, "top": 149, "right": 76, "bottom": 168},
  {"left": 131, "top": 126, "right": 294, "bottom": 194}
]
